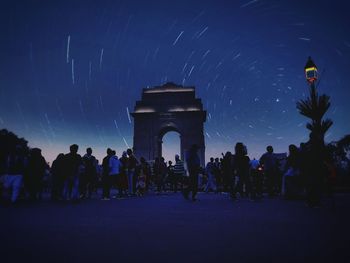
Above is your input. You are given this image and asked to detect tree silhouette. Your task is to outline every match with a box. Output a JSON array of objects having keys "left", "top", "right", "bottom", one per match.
[{"left": 296, "top": 85, "right": 333, "bottom": 142}]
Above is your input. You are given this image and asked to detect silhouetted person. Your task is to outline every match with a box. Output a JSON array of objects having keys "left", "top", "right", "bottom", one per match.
[
  {"left": 250, "top": 158, "right": 262, "bottom": 199},
  {"left": 282, "top": 144, "right": 302, "bottom": 199},
  {"left": 81, "top": 148, "right": 97, "bottom": 199},
  {"left": 63, "top": 144, "right": 82, "bottom": 201},
  {"left": 108, "top": 150, "right": 122, "bottom": 198},
  {"left": 221, "top": 152, "right": 234, "bottom": 193},
  {"left": 102, "top": 148, "right": 113, "bottom": 200},
  {"left": 136, "top": 157, "right": 150, "bottom": 196},
  {"left": 205, "top": 157, "right": 217, "bottom": 192},
  {"left": 51, "top": 153, "right": 65, "bottom": 201},
  {"left": 167, "top": 160, "right": 175, "bottom": 192},
  {"left": 232, "top": 143, "right": 251, "bottom": 199},
  {"left": 214, "top": 157, "right": 222, "bottom": 192},
  {"left": 173, "top": 154, "right": 185, "bottom": 192},
  {"left": 127, "top": 148, "right": 138, "bottom": 196},
  {"left": 27, "top": 148, "right": 47, "bottom": 200},
  {"left": 119, "top": 151, "right": 129, "bottom": 194},
  {"left": 3, "top": 145, "right": 26, "bottom": 203},
  {"left": 153, "top": 157, "right": 167, "bottom": 193},
  {"left": 260, "top": 146, "right": 278, "bottom": 197},
  {"left": 183, "top": 144, "right": 201, "bottom": 201}
]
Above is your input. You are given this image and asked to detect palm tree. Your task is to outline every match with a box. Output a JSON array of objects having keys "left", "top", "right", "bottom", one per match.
[{"left": 296, "top": 84, "right": 333, "bottom": 143}]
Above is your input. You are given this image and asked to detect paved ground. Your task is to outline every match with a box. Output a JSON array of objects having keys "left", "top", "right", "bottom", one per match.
[{"left": 1, "top": 192, "right": 349, "bottom": 263}]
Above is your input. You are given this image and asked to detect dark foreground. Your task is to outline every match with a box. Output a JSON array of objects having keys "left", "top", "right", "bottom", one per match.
[{"left": 1, "top": 193, "right": 349, "bottom": 263}]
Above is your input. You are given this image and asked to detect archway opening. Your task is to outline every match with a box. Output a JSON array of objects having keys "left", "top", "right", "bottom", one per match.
[{"left": 162, "top": 131, "right": 180, "bottom": 163}]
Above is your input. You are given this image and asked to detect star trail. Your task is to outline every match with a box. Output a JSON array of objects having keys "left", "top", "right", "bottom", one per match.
[{"left": 1, "top": 0, "right": 349, "bottom": 163}]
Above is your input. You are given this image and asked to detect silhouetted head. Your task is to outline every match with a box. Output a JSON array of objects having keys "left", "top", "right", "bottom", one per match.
[
  {"left": 288, "top": 144, "right": 298, "bottom": 155},
  {"left": 86, "top": 147, "right": 92, "bottom": 155},
  {"left": 225, "top": 151, "right": 232, "bottom": 157},
  {"left": 215, "top": 158, "right": 219, "bottom": 162},
  {"left": 175, "top": 154, "right": 180, "bottom": 161},
  {"left": 106, "top": 148, "right": 112, "bottom": 155},
  {"left": 70, "top": 144, "right": 79, "bottom": 154},
  {"left": 210, "top": 157, "right": 214, "bottom": 162},
  {"left": 266, "top": 146, "right": 273, "bottom": 153},
  {"left": 161, "top": 157, "right": 165, "bottom": 162},
  {"left": 122, "top": 151, "right": 127, "bottom": 157},
  {"left": 111, "top": 150, "right": 116, "bottom": 156},
  {"left": 235, "top": 142, "right": 247, "bottom": 156},
  {"left": 168, "top": 161, "right": 172, "bottom": 165},
  {"left": 127, "top": 148, "right": 133, "bottom": 156}
]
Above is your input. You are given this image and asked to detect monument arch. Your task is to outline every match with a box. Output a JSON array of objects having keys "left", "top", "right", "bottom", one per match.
[{"left": 131, "top": 82, "right": 206, "bottom": 166}]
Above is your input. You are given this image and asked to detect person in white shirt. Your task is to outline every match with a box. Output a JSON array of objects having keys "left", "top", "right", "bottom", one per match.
[{"left": 104, "top": 150, "right": 122, "bottom": 199}]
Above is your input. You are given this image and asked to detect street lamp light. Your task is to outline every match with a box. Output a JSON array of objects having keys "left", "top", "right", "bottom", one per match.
[{"left": 304, "top": 56, "right": 318, "bottom": 84}]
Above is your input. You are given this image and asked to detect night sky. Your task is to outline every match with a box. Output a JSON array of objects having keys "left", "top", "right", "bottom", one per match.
[{"left": 1, "top": 0, "right": 349, "bottom": 163}]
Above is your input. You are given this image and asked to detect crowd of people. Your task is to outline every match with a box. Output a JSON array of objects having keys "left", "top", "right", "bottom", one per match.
[{"left": 0, "top": 133, "right": 335, "bottom": 207}]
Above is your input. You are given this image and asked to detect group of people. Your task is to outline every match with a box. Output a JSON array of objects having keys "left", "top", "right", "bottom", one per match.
[
  {"left": 199, "top": 135, "right": 335, "bottom": 207},
  {"left": 0, "top": 134, "right": 334, "bottom": 207}
]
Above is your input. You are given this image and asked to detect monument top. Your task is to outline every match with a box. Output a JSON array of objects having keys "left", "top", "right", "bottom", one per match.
[
  {"left": 143, "top": 82, "right": 194, "bottom": 94},
  {"left": 133, "top": 82, "right": 204, "bottom": 114}
]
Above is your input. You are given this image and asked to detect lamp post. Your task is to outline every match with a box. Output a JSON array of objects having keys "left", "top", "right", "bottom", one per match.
[
  {"left": 304, "top": 56, "right": 318, "bottom": 85},
  {"left": 297, "top": 56, "right": 332, "bottom": 144}
]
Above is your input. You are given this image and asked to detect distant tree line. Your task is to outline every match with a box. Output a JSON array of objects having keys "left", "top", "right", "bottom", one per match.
[{"left": 327, "top": 135, "right": 350, "bottom": 186}]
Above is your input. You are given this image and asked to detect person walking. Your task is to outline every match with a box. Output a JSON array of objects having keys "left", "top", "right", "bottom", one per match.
[{"left": 183, "top": 144, "right": 201, "bottom": 201}]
